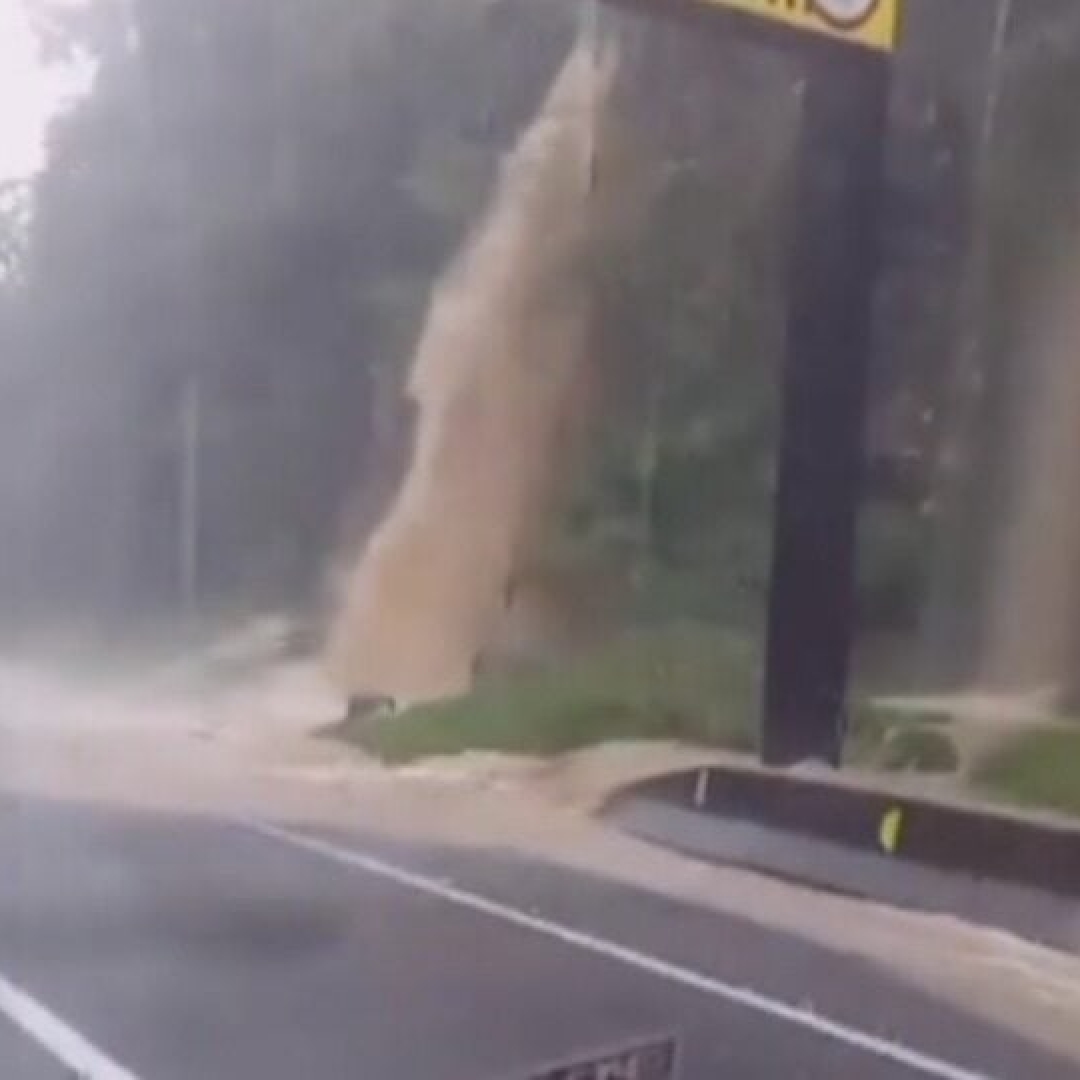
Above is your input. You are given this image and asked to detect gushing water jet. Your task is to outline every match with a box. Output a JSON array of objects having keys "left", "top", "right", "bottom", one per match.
[{"left": 328, "top": 39, "right": 616, "bottom": 706}]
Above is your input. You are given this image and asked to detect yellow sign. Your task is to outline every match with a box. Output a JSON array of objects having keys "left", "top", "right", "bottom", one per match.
[{"left": 698, "top": 0, "right": 900, "bottom": 52}]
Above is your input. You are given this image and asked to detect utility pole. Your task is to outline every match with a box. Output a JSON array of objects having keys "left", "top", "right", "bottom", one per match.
[
  {"left": 180, "top": 374, "right": 201, "bottom": 619},
  {"left": 917, "top": 0, "right": 1014, "bottom": 682}
]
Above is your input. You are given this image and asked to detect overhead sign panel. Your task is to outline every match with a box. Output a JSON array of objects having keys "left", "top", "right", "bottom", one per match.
[{"left": 695, "top": 0, "right": 900, "bottom": 52}]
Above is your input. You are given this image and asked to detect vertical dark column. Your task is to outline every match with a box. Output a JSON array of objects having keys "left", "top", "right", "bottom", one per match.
[{"left": 762, "top": 46, "right": 890, "bottom": 767}]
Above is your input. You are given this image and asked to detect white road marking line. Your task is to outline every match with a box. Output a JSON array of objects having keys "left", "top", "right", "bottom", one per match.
[
  {"left": 250, "top": 820, "right": 998, "bottom": 1080},
  {"left": 0, "top": 973, "right": 140, "bottom": 1080}
]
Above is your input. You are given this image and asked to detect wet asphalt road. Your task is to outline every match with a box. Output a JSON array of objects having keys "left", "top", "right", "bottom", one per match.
[{"left": 0, "top": 792, "right": 1073, "bottom": 1080}]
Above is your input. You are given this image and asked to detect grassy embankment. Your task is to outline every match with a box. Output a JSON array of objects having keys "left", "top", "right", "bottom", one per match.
[{"left": 329, "top": 620, "right": 1080, "bottom": 819}]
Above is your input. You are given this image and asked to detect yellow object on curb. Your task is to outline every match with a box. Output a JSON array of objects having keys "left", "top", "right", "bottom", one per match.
[{"left": 879, "top": 806, "right": 904, "bottom": 854}]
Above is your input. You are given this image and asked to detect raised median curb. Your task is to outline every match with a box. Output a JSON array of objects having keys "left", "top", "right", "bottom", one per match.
[{"left": 601, "top": 765, "right": 1080, "bottom": 953}]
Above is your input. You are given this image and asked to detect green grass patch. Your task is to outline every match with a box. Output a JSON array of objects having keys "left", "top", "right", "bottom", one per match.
[
  {"left": 332, "top": 622, "right": 758, "bottom": 764},
  {"left": 973, "top": 728, "right": 1080, "bottom": 818},
  {"left": 845, "top": 701, "right": 957, "bottom": 772},
  {"left": 879, "top": 728, "right": 959, "bottom": 774}
]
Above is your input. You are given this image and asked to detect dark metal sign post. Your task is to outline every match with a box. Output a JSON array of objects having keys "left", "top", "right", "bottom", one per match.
[
  {"left": 763, "top": 44, "right": 890, "bottom": 766},
  {"left": 604, "top": 0, "right": 898, "bottom": 766}
]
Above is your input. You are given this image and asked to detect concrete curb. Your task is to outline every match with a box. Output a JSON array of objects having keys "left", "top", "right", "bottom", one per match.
[{"left": 601, "top": 766, "right": 1080, "bottom": 953}]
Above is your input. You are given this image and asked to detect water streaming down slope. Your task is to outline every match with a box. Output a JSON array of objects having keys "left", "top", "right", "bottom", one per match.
[
  {"left": 328, "top": 42, "right": 616, "bottom": 705},
  {"left": 981, "top": 275, "right": 1080, "bottom": 697}
]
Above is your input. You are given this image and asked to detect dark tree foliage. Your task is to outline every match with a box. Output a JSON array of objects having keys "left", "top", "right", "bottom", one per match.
[{"left": 1, "top": 0, "right": 1078, "bottom": 682}]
